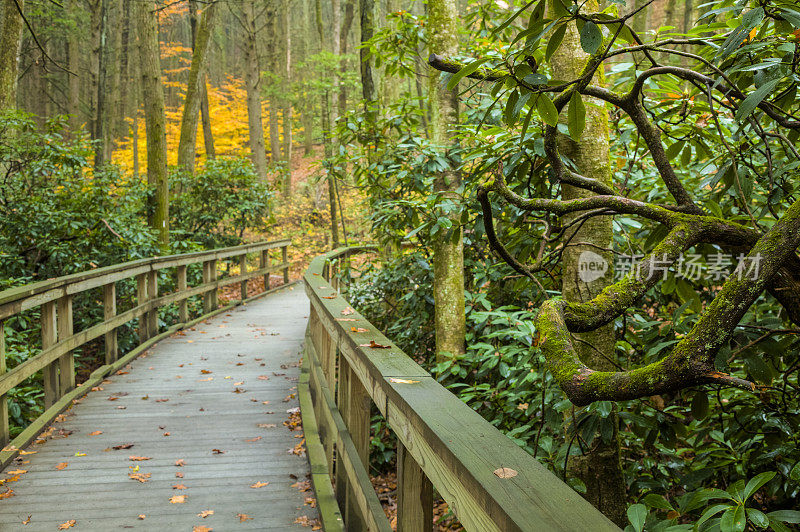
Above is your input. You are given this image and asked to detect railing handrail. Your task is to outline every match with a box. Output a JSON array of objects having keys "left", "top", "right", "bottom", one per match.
[
  {"left": 0, "top": 239, "right": 291, "bottom": 318},
  {"left": 0, "top": 239, "right": 292, "bottom": 466},
  {"left": 300, "top": 246, "right": 619, "bottom": 532}
]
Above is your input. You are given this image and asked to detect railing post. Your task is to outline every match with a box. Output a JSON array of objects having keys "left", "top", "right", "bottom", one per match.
[
  {"left": 239, "top": 254, "right": 248, "bottom": 301},
  {"left": 41, "top": 301, "right": 59, "bottom": 409},
  {"left": 282, "top": 245, "right": 289, "bottom": 284},
  {"left": 57, "top": 295, "right": 75, "bottom": 395},
  {"left": 136, "top": 273, "right": 149, "bottom": 342},
  {"left": 260, "top": 249, "right": 270, "bottom": 292},
  {"left": 177, "top": 265, "right": 188, "bottom": 323},
  {"left": 147, "top": 271, "right": 158, "bottom": 335},
  {"left": 103, "top": 283, "right": 118, "bottom": 364},
  {"left": 0, "top": 320, "right": 9, "bottom": 447},
  {"left": 335, "top": 356, "right": 350, "bottom": 512},
  {"left": 202, "top": 259, "right": 218, "bottom": 313},
  {"left": 397, "top": 442, "right": 433, "bottom": 531}
]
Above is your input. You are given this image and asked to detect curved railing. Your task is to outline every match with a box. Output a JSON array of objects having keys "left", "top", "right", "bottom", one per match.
[
  {"left": 0, "top": 239, "right": 291, "bottom": 467},
  {"left": 299, "top": 247, "right": 619, "bottom": 532}
]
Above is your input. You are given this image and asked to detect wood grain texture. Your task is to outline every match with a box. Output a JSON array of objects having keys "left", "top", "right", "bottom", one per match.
[{"left": 0, "top": 286, "right": 317, "bottom": 531}]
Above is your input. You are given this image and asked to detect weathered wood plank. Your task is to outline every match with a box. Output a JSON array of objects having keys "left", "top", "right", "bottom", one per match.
[
  {"left": 397, "top": 442, "right": 433, "bottom": 532},
  {"left": 57, "top": 295, "right": 75, "bottom": 395},
  {"left": 0, "top": 321, "right": 8, "bottom": 447},
  {"left": 42, "top": 300, "right": 59, "bottom": 409},
  {"left": 103, "top": 283, "right": 118, "bottom": 364}
]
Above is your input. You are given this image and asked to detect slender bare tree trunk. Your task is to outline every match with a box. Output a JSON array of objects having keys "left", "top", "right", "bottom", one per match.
[
  {"left": 188, "top": 0, "right": 215, "bottom": 160},
  {"left": 281, "top": 2, "right": 293, "bottom": 195},
  {"left": 427, "top": 0, "right": 466, "bottom": 362},
  {"left": 177, "top": 1, "right": 217, "bottom": 172},
  {"left": 66, "top": 0, "right": 81, "bottom": 129},
  {"left": 136, "top": 0, "right": 169, "bottom": 252},
  {"left": 243, "top": 1, "right": 268, "bottom": 179}
]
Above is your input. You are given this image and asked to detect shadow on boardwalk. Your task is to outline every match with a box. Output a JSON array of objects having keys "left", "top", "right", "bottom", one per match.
[{"left": 0, "top": 284, "right": 318, "bottom": 531}]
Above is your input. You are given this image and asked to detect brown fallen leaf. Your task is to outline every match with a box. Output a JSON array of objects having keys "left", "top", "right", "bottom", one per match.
[
  {"left": 112, "top": 443, "right": 134, "bottom": 450},
  {"left": 493, "top": 467, "right": 518, "bottom": 479},
  {"left": 192, "top": 526, "right": 212, "bottom": 532},
  {"left": 359, "top": 340, "right": 391, "bottom": 349},
  {"left": 350, "top": 327, "right": 368, "bottom": 333},
  {"left": 163, "top": 432, "right": 171, "bottom": 437},
  {"left": 128, "top": 456, "right": 151, "bottom": 461},
  {"left": 237, "top": 513, "right": 253, "bottom": 522},
  {"left": 322, "top": 295, "right": 336, "bottom": 299},
  {"left": 155, "top": 398, "right": 169, "bottom": 402},
  {"left": 211, "top": 449, "right": 225, "bottom": 454},
  {"left": 250, "top": 481, "right": 269, "bottom": 488},
  {"left": 137, "top": 515, "right": 146, "bottom": 520},
  {"left": 88, "top": 430, "right": 103, "bottom": 436},
  {"left": 197, "top": 510, "right": 214, "bottom": 518},
  {"left": 58, "top": 520, "right": 77, "bottom": 529},
  {"left": 5, "top": 469, "right": 26, "bottom": 475},
  {"left": 175, "top": 459, "right": 186, "bottom": 466},
  {"left": 244, "top": 436, "right": 262, "bottom": 442},
  {"left": 169, "top": 495, "right": 186, "bottom": 503},
  {"left": 21, "top": 515, "right": 31, "bottom": 525},
  {"left": 341, "top": 306, "right": 355, "bottom": 315},
  {"left": 258, "top": 423, "right": 276, "bottom": 428},
  {"left": 129, "top": 472, "right": 151, "bottom": 483},
  {"left": 257, "top": 375, "right": 269, "bottom": 380},
  {"left": 107, "top": 396, "right": 118, "bottom": 401},
  {"left": 172, "top": 484, "right": 187, "bottom": 490},
  {"left": 0, "top": 488, "right": 14, "bottom": 499},
  {"left": 234, "top": 381, "right": 244, "bottom": 386},
  {"left": 200, "top": 369, "right": 212, "bottom": 374},
  {"left": 233, "top": 387, "right": 245, "bottom": 393},
  {"left": 55, "top": 462, "right": 68, "bottom": 470},
  {"left": 175, "top": 472, "right": 184, "bottom": 478},
  {"left": 198, "top": 377, "right": 213, "bottom": 382}
]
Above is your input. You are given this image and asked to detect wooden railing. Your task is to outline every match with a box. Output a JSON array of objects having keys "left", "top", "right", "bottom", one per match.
[
  {"left": 0, "top": 239, "right": 291, "bottom": 467},
  {"left": 300, "top": 247, "right": 620, "bottom": 532}
]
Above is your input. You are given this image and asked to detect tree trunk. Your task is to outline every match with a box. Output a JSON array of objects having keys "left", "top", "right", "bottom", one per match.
[
  {"left": 265, "top": 0, "right": 280, "bottom": 163},
  {"left": 0, "top": 0, "right": 24, "bottom": 112},
  {"left": 281, "top": 3, "right": 293, "bottom": 195},
  {"left": 548, "top": 1, "right": 627, "bottom": 525},
  {"left": 188, "top": 1, "right": 215, "bottom": 160},
  {"left": 177, "top": 0, "right": 217, "bottom": 173},
  {"left": 338, "top": 0, "right": 355, "bottom": 116},
  {"left": 66, "top": 0, "right": 81, "bottom": 129},
  {"left": 136, "top": 0, "right": 169, "bottom": 253},
  {"left": 105, "top": 0, "right": 122, "bottom": 158},
  {"left": 243, "top": 1, "right": 268, "bottom": 179},
  {"left": 116, "top": 0, "right": 130, "bottom": 137},
  {"left": 427, "top": 0, "right": 466, "bottom": 362},
  {"left": 317, "top": 0, "right": 340, "bottom": 249}
]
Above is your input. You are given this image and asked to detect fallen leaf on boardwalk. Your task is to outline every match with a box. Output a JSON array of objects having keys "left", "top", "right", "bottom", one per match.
[
  {"left": 244, "top": 436, "right": 262, "bottom": 442},
  {"left": 233, "top": 387, "right": 245, "bottom": 393},
  {"left": 55, "top": 462, "right": 68, "bottom": 470},
  {"left": 257, "top": 375, "right": 269, "bottom": 380},
  {"left": 294, "top": 516, "right": 321, "bottom": 528},
  {"left": 172, "top": 484, "right": 187, "bottom": 490},
  {"left": 137, "top": 515, "right": 145, "bottom": 520},
  {"left": 200, "top": 369, "right": 212, "bottom": 374},
  {"left": 175, "top": 459, "right": 185, "bottom": 466},
  {"left": 359, "top": 340, "right": 391, "bottom": 349},
  {"left": 163, "top": 432, "right": 171, "bottom": 437},
  {"left": 91, "top": 386, "right": 103, "bottom": 391},
  {"left": 112, "top": 443, "right": 133, "bottom": 450},
  {"left": 18, "top": 450, "right": 36, "bottom": 455},
  {"left": 350, "top": 327, "right": 369, "bottom": 333},
  {"left": 322, "top": 295, "right": 336, "bottom": 299},
  {"left": 21, "top": 515, "right": 30, "bottom": 524},
  {"left": 170, "top": 495, "right": 186, "bottom": 504},
  {"left": 107, "top": 396, "right": 118, "bottom": 401},
  {"left": 198, "top": 377, "right": 213, "bottom": 382},
  {"left": 250, "top": 481, "right": 269, "bottom": 488},
  {"left": 262, "top": 400, "right": 270, "bottom": 405},
  {"left": 234, "top": 381, "right": 244, "bottom": 386},
  {"left": 89, "top": 430, "right": 103, "bottom": 436},
  {"left": 74, "top": 452, "right": 86, "bottom": 457},
  {"left": 175, "top": 472, "right": 184, "bottom": 478},
  {"left": 341, "top": 307, "right": 355, "bottom": 315},
  {"left": 186, "top": 340, "right": 194, "bottom": 343},
  {"left": 155, "top": 398, "right": 169, "bottom": 402},
  {"left": 128, "top": 456, "right": 151, "bottom": 461},
  {"left": 0, "top": 488, "right": 14, "bottom": 499},
  {"left": 290, "top": 440, "right": 307, "bottom": 456},
  {"left": 292, "top": 479, "right": 312, "bottom": 492},
  {"left": 116, "top": 406, "right": 127, "bottom": 409},
  {"left": 192, "top": 526, "right": 212, "bottom": 532},
  {"left": 336, "top": 318, "right": 356, "bottom": 321},
  {"left": 258, "top": 423, "right": 276, "bottom": 429},
  {"left": 116, "top": 371, "right": 129, "bottom": 375},
  {"left": 493, "top": 467, "right": 518, "bottom": 479},
  {"left": 129, "top": 472, "right": 151, "bottom": 483},
  {"left": 211, "top": 449, "right": 225, "bottom": 454},
  {"left": 1, "top": 445, "right": 18, "bottom": 452},
  {"left": 237, "top": 513, "right": 253, "bottom": 522},
  {"left": 58, "top": 520, "right": 76, "bottom": 529},
  {"left": 5, "top": 470, "right": 26, "bottom": 475},
  {"left": 178, "top": 364, "right": 184, "bottom": 367},
  {"left": 197, "top": 510, "right": 214, "bottom": 518},
  {"left": 141, "top": 395, "right": 149, "bottom": 400},
  {"left": 0, "top": 475, "right": 20, "bottom": 485},
  {"left": 304, "top": 496, "right": 317, "bottom": 508},
  {"left": 389, "top": 378, "right": 420, "bottom": 384}
]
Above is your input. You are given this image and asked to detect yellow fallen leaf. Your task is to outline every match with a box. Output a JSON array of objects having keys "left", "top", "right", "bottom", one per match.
[
  {"left": 89, "top": 430, "right": 103, "bottom": 436},
  {"left": 192, "top": 526, "right": 212, "bottom": 532},
  {"left": 22, "top": 515, "right": 31, "bottom": 524},
  {"left": 170, "top": 495, "right": 186, "bottom": 503},
  {"left": 128, "top": 456, "right": 150, "bottom": 461},
  {"left": 18, "top": 450, "right": 36, "bottom": 455},
  {"left": 137, "top": 515, "right": 145, "bottom": 520},
  {"left": 389, "top": 378, "right": 420, "bottom": 384},
  {"left": 55, "top": 462, "right": 68, "bottom": 470},
  {"left": 237, "top": 513, "right": 253, "bottom": 522},
  {"left": 5, "top": 470, "right": 26, "bottom": 475},
  {"left": 244, "top": 436, "right": 262, "bottom": 442},
  {"left": 129, "top": 472, "right": 151, "bottom": 483},
  {"left": 250, "top": 481, "right": 269, "bottom": 488},
  {"left": 74, "top": 452, "right": 86, "bottom": 457},
  {"left": 58, "top": 520, "right": 76, "bottom": 530},
  {"left": 197, "top": 510, "right": 214, "bottom": 518}
]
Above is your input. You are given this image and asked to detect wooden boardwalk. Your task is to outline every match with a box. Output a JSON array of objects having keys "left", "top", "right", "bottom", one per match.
[{"left": 0, "top": 284, "right": 318, "bottom": 531}]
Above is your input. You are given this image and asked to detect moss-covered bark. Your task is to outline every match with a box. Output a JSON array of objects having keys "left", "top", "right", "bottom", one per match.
[
  {"left": 428, "top": 0, "right": 466, "bottom": 361},
  {"left": 548, "top": 4, "right": 627, "bottom": 524},
  {"left": 0, "top": 0, "right": 24, "bottom": 112}
]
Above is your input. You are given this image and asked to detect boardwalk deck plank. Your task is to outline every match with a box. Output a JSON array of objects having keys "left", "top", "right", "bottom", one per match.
[{"left": 0, "top": 285, "right": 318, "bottom": 531}]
